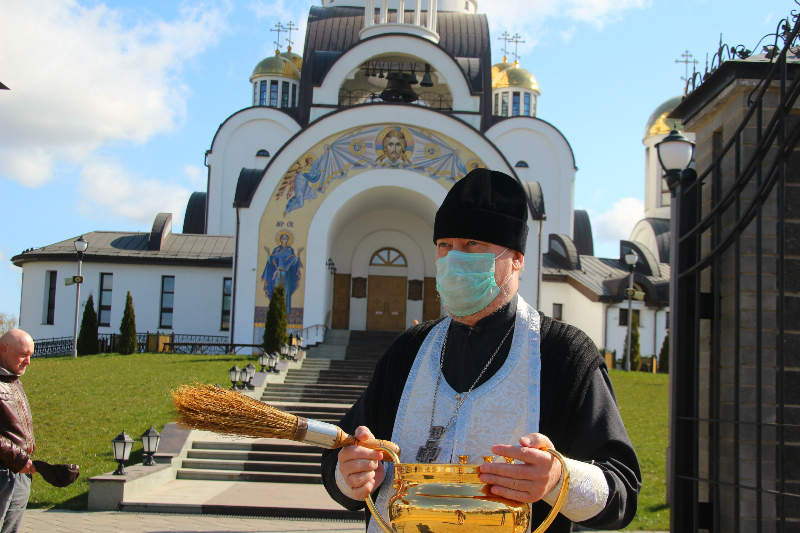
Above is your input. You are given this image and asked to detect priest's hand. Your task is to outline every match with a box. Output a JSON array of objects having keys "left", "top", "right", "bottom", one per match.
[
  {"left": 478, "top": 433, "right": 562, "bottom": 503},
  {"left": 338, "top": 426, "right": 386, "bottom": 499}
]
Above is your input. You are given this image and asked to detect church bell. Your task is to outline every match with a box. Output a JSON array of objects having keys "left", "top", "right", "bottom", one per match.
[{"left": 380, "top": 72, "right": 419, "bottom": 103}]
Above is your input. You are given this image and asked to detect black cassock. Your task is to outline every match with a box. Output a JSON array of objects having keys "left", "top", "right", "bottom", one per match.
[{"left": 321, "top": 294, "right": 641, "bottom": 532}]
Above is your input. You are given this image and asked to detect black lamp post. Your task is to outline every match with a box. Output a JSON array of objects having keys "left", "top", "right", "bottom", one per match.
[
  {"left": 72, "top": 235, "right": 88, "bottom": 358},
  {"left": 229, "top": 365, "right": 241, "bottom": 389},
  {"left": 624, "top": 251, "right": 639, "bottom": 372},
  {"left": 141, "top": 426, "right": 161, "bottom": 466},
  {"left": 243, "top": 363, "right": 256, "bottom": 388},
  {"left": 259, "top": 351, "right": 269, "bottom": 372},
  {"left": 655, "top": 129, "right": 695, "bottom": 196},
  {"left": 280, "top": 343, "right": 289, "bottom": 360},
  {"left": 269, "top": 352, "right": 279, "bottom": 372},
  {"left": 289, "top": 345, "right": 299, "bottom": 361},
  {"left": 111, "top": 430, "right": 134, "bottom": 475}
]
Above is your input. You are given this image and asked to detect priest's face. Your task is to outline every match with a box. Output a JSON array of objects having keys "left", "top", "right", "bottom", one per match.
[{"left": 435, "top": 238, "right": 523, "bottom": 319}]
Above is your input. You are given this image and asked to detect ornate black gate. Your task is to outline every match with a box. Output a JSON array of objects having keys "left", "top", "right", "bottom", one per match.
[{"left": 670, "top": 6, "right": 800, "bottom": 531}]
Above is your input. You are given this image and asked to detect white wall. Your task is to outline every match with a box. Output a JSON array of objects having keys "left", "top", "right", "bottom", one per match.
[
  {"left": 19, "top": 261, "right": 232, "bottom": 342},
  {"left": 540, "top": 280, "right": 604, "bottom": 348}
]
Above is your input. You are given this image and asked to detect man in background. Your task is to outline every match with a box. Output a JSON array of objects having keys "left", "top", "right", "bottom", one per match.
[{"left": 0, "top": 329, "right": 35, "bottom": 533}]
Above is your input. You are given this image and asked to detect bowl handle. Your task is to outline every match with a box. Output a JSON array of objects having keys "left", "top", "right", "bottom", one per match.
[
  {"left": 364, "top": 444, "right": 401, "bottom": 533},
  {"left": 532, "top": 448, "right": 571, "bottom": 533}
]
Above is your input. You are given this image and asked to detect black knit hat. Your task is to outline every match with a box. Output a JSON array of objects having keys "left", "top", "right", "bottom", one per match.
[{"left": 433, "top": 168, "right": 528, "bottom": 254}]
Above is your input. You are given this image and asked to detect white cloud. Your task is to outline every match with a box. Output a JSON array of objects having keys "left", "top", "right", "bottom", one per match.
[
  {"left": 0, "top": 0, "right": 228, "bottom": 187},
  {"left": 184, "top": 165, "right": 207, "bottom": 189},
  {"left": 77, "top": 157, "right": 192, "bottom": 226},
  {"left": 590, "top": 197, "right": 644, "bottom": 248}
]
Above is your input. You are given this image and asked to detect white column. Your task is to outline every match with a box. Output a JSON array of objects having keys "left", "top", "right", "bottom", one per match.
[
  {"left": 381, "top": 0, "right": 389, "bottom": 24},
  {"left": 428, "top": 0, "right": 437, "bottom": 32},
  {"left": 364, "top": 0, "right": 375, "bottom": 28},
  {"left": 414, "top": 0, "right": 421, "bottom": 26},
  {"left": 397, "top": 0, "right": 404, "bottom": 23}
]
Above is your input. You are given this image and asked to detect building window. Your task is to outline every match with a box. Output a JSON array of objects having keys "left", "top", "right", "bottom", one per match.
[
  {"left": 512, "top": 92, "right": 520, "bottom": 116},
  {"left": 291, "top": 84, "right": 297, "bottom": 107},
  {"left": 281, "top": 81, "right": 290, "bottom": 108},
  {"left": 259, "top": 81, "right": 267, "bottom": 106},
  {"left": 552, "top": 303, "right": 563, "bottom": 321},
  {"left": 370, "top": 247, "right": 407, "bottom": 267},
  {"left": 501, "top": 92, "right": 509, "bottom": 116},
  {"left": 221, "top": 278, "right": 232, "bottom": 331},
  {"left": 524, "top": 93, "right": 531, "bottom": 116},
  {"left": 494, "top": 93, "right": 498, "bottom": 115},
  {"left": 44, "top": 270, "right": 57, "bottom": 325},
  {"left": 619, "top": 308, "right": 641, "bottom": 327},
  {"left": 515, "top": 161, "right": 529, "bottom": 168},
  {"left": 159, "top": 276, "right": 175, "bottom": 329},
  {"left": 99, "top": 273, "right": 113, "bottom": 327},
  {"left": 269, "top": 80, "right": 279, "bottom": 107},
  {"left": 256, "top": 149, "right": 270, "bottom": 157}
]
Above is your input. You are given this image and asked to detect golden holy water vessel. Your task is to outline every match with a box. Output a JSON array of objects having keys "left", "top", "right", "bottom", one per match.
[{"left": 365, "top": 445, "right": 570, "bottom": 533}]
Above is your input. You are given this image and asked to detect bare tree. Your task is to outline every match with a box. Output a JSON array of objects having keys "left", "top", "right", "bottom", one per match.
[{"left": 0, "top": 313, "right": 18, "bottom": 335}]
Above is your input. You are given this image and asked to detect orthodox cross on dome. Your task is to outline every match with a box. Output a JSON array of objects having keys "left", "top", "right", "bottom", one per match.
[
  {"left": 675, "top": 50, "right": 698, "bottom": 95},
  {"left": 285, "top": 21, "right": 297, "bottom": 52},
  {"left": 271, "top": 22, "right": 287, "bottom": 52},
  {"left": 498, "top": 31, "right": 511, "bottom": 61},
  {"left": 509, "top": 33, "right": 525, "bottom": 66}
]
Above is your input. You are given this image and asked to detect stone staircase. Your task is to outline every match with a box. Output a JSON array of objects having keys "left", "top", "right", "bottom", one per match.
[{"left": 161, "top": 329, "right": 400, "bottom": 518}]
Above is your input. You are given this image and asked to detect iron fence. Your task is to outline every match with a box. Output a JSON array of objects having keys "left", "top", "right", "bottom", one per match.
[{"left": 671, "top": 6, "right": 800, "bottom": 531}]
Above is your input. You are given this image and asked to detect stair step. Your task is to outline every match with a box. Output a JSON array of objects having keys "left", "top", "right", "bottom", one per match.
[
  {"left": 191, "top": 441, "right": 323, "bottom": 454},
  {"left": 182, "top": 459, "right": 321, "bottom": 474},
  {"left": 176, "top": 468, "right": 322, "bottom": 484},
  {"left": 186, "top": 450, "right": 321, "bottom": 463}
]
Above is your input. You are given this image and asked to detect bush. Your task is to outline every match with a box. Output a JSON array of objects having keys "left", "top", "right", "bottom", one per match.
[
  {"left": 77, "top": 294, "right": 99, "bottom": 355},
  {"left": 263, "top": 283, "right": 288, "bottom": 353},
  {"left": 119, "top": 291, "right": 137, "bottom": 355},
  {"left": 659, "top": 331, "right": 670, "bottom": 373},
  {"left": 622, "top": 311, "right": 642, "bottom": 371}
]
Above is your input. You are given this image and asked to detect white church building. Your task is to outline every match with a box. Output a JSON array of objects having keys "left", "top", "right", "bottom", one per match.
[{"left": 12, "top": 0, "right": 673, "bottom": 360}]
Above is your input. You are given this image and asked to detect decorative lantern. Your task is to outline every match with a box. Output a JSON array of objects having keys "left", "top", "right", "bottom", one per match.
[
  {"left": 141, "top": 426, "right": 161, "bottom": 466},
  {"left": 111, "top": 431, "right": 134, "bottom": 475}
]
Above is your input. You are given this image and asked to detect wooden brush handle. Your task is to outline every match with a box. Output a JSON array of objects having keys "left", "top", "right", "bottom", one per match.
[{"left": 336, "top": 432, "right": 401, "bottom": 457}]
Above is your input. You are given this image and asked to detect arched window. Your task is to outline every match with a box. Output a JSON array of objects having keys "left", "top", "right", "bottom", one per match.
[
  {"left": 370, "top": 247, "right": 407, "bottom": 267},
  {"left": 256, "top": 150, "right": 270, "bottom": 157},
  {"left": 515, "top": 161, "right": 529, "bottom": 168}
]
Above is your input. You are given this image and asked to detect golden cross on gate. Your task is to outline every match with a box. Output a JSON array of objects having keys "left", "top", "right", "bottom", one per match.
[{"left": 675, "top": 50, "right": 698, "bottom": 93}]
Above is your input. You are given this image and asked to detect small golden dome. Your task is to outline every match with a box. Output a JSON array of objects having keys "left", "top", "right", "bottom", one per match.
[
  {"left": 492, "top": 66, "right": 540, "bottom": 92},
  {"left": 250, "top": 51, "right": 301, "bottom": 81},
  {"left": 280, "top": 46, "right": 303, "bottom": 72},
  {"left": 644, "top": 95, "right": 684, "bottom": 138},
  {"left": 491, "top": 56, "right": 514, "bottom": 78}
]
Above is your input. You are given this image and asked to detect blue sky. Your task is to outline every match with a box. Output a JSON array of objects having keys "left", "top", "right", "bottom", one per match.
[{"left": 0, "top": 0, "right": 788, "bottom": 319}]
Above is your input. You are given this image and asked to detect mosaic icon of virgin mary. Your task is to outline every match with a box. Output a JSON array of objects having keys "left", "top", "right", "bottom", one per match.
[{"left": 261, "top": 230, "right": 303, "bottom": 313}]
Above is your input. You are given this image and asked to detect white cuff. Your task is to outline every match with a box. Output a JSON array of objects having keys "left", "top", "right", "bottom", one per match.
[
  {"left": 335, "top": 459, "right": 359, "bottom": 501},
  {"left": 542, "top": 457, "right": 609, "bottom": 523}
]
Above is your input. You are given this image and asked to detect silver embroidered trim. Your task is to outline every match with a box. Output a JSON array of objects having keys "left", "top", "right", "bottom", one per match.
[{"left": 542, "top": 457, "right": 609, "bottom": 523}]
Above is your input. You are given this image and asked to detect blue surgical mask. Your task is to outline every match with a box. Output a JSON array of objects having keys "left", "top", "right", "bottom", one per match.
[{"left": 436, "top": 249, "right": 510, "bottom": 316}]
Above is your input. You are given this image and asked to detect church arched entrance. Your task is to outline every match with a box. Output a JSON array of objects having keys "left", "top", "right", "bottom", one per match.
[{"left": 366, "top": 248, "right": 407, "bottom": 331}]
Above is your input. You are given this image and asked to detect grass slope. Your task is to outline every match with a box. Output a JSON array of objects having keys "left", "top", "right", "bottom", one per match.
[
  {"left": 24, "top": 352, "right": 254, "bottom": 510},
  {"left": 608, "top": 368, "right": 670, "bottom": 531},
  {"left": 22, "top": 354, "right": 670, "bottom": 530}
]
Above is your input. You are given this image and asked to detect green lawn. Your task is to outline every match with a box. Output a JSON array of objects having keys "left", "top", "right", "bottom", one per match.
[
  {"left": 24, "top": 352, "right": 255, "bottom": 510},
  {"left": 608, "top": 368, "right": 670, "bottom": 531},
  {"left": 22, "top": 353, "right": 670, "bottom": 529}
]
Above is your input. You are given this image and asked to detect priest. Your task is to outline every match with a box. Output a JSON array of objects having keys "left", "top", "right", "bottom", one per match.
[{"left": 321, "top": 168, "right": 641, "bottom": 532}]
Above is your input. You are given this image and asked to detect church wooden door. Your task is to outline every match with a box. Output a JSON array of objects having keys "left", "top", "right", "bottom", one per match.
[
  {"left": 331, "top": 273, "right": 351, "bottom": 330},
  {"left": 366, "top": 275, "right": 407, "bottom": 331}
]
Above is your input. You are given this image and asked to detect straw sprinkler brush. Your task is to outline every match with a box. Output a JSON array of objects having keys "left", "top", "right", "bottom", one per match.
[{"left": 171, "top": 383, "right": 399, "bottom": 454}]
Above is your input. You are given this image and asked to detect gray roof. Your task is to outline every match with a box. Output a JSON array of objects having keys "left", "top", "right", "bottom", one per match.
[
  {"left": 543, "top": 253, "right": 670, "bottom": 306},
  {"left": 12, "top": 231, "right": 233, "bottom": 267}
]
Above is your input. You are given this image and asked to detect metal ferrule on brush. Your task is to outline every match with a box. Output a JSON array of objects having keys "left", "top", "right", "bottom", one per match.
[{"left": 294, "top": 417, "right": 340, "bottom": 448}]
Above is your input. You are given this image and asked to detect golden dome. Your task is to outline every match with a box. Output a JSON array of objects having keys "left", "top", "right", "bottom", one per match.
[
  {"left": 492, "top": 65, "right": 540, "bottom": 92},
  {"left": 250, "top": 51, "right": 301, "bottom": 81},
  {"left": 644, "top": 95, "right": 684, "bottom": 138},
  {"left": 280, "top": 46, "right": 303, "bottom": 72},
  {"left": 491, "top": 57, "right": 514, "bottom": 78}
]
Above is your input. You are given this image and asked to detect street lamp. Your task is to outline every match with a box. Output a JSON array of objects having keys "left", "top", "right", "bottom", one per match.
[
  {"left": 229, "top": 365, "right": 241, "bottom": 389},
  {"left": 280, "top": 343, "right": 289, "bottom": 359},
  {"left": 624, "top": 251, "right": 639, "bottom": 372},
  {"left": 243, "top": 363, "right": 256, "bottom": 388},
  {"left": 72, "top": 235, "right": 88, "bottom": 358},
  {"left": 258, "top": 351, "right": 270, "bottom": 372},
  {"left": 141, "top": 426, "right": 161, "bottom": 466},
  {"left": 111, "top": 430, "right": 134, "bottom": 475},
  {"left": 289, "top": 345, "right": 299, "bottom": 361},
  {"left": 269, "top": 352, "right": 279, "bottom": 373},
  {"left": 655, "top": 129, "right": 695, "bottom": 196}
]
